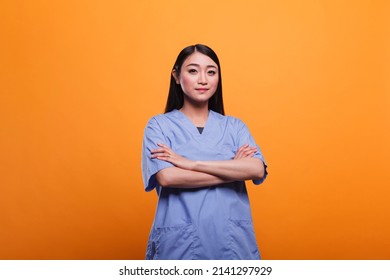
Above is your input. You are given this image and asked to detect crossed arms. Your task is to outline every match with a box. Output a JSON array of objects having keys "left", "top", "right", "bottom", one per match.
[{"left": 151, "top": 143, "right": 265, "bottom": 188}]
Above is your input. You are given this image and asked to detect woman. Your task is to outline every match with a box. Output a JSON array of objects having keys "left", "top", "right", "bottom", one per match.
[{"left": 141, "top": 44, "right": 268, "bottom": 260}]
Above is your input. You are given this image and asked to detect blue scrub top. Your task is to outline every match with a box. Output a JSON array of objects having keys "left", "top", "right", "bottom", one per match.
[{"left": 142, "top": 109, "right": 268, "bottom": 260}]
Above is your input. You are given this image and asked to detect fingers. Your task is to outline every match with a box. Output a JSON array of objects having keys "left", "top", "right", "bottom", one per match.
[
  {"left": 234, "top": 144, "right": 257, "bottom": 159},
  {"left": 151, "top": 143, "right": 170, "bottom": 153},
  {"left": 237, "top": 144, "right": 249, "bottom": 152},
  {"left": 245, "top": 147, "right": 257, "bottom": 155},
  {"left": 150, "top": 152, "right": 168, "bottom": 159},
  {"left": 151, "top": 143, "right": 174, "bottom": 160},
  {"left": 234, "top": 144, "right": 247, "bottom": 159},
  {"left": 157, "top": 143, "right": 169, "bottom": 148}
]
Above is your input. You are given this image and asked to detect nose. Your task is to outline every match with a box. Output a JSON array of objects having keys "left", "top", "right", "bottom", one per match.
[{"left": 198, "top": 72, "right": 207, "bottom": 84}]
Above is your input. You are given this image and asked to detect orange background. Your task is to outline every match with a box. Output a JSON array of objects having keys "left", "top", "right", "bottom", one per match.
[{"left": 1, "top": 0, "right": 389, "bottom": 259}]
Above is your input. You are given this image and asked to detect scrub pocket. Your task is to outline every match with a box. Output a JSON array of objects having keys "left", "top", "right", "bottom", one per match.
[
  {"left": 146, "top": 223, "right": 198, "bottom": 260},
  {"left": 225, "top": 219, "right": 260, "bottom": 260}
]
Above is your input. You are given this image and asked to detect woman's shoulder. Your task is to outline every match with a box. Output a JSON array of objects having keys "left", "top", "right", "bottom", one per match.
[
  {"left": 145, "top": 110, "right": 179, "bottom": 126},
  {"left": 210, "top": 110, "right": 246, "bottom": 126}
]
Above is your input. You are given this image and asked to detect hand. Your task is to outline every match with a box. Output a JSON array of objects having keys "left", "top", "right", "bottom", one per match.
[
  {"left": 151, "top": 143, "right": 195, "bottom": 170},
  {"left": 234, "top": 144, "right": 257, "bottom": 160}
]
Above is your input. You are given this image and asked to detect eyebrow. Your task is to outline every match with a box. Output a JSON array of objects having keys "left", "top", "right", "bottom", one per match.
[{"left": 185, "top": 63, "right": 217, "bottom": 69}]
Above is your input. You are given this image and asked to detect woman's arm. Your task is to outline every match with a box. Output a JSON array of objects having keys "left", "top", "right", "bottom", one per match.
[
  {"left": 192, "top": 157, "right": 264, "bottom": 181},
  {"left": 156, "top": 167, "right": 233, "bottom": 188},
  {"left": 152, "top": 143, "right": 264, "bottom": 187}
]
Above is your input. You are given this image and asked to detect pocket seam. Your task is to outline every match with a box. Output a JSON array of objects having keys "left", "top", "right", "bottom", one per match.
[
  {"left": 226, "top": 219, "right": 260, "bottom": 260},
  {"left": 153, "top": 222, "right": 196, "bottom": 260}
]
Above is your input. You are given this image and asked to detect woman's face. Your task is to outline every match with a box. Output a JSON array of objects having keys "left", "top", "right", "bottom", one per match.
[{"left": 173, "top": 51, "right": 219, "bottom": 107}]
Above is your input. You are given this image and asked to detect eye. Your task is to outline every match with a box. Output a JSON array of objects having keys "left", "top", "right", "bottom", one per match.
[
  {"left": 208, "top": 70, "right": 217, "bottom": 76},
  {"left": 188, "top": 69, "right": 197, "bottom": 74}
]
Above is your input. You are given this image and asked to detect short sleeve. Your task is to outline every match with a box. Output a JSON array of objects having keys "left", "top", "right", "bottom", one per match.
[
  {"left": 235, "top": 119, "right": 268, "bottom": 185},
  {"left": 141, "top": 116, "right": 174, "bottom": 192}
]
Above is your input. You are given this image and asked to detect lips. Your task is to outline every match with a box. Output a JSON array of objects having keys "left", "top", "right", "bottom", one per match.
[{"left": 195, "top": 88, "right": 208, "bottom": 92}]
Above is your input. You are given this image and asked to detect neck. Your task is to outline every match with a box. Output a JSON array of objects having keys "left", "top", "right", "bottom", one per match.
[{"left": 180, "top": 103, "right": 209, "bottom": 127}]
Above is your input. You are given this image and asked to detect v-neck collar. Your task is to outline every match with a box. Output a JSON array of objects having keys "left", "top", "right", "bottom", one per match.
[{"left": 174, "top": 109, "right": 213, "bottom": 136}]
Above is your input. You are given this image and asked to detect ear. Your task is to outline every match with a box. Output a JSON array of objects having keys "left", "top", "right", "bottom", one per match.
[{"left": 172, "top": 69, "right": 180, "bottom": 84}]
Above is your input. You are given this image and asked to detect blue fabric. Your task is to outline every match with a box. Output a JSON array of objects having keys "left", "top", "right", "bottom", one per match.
[{"left": 141, "top": 109, "right": 268, "bottom": 260}]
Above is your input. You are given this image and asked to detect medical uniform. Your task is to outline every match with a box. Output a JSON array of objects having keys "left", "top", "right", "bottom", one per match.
[{"left": 142, "top": 109, "right": 267, "bottom": 260}]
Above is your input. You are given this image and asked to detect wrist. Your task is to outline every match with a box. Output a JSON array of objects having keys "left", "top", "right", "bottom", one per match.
[{"left": 190, "top": 160, "right": 201, "bottom": 171}]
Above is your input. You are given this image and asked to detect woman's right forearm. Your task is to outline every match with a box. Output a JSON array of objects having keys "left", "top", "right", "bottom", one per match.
[{"left": 156, "top": 167, "right": 232, "bottom": 188}]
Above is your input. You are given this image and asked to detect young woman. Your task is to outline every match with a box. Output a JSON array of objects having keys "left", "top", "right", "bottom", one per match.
[{"left": 141, "top": 44, "right": 268, "bottom": 260}]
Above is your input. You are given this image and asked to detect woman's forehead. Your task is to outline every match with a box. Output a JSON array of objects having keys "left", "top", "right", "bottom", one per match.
[{"left": 183, "top": 52, "right": 218, "bottom": 68}]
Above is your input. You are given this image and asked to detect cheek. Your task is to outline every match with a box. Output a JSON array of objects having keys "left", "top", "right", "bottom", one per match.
[
  {"left": 211, "top": 77, "right": 219, "bottom": 89},
  {"left": 179, "top": 78, "right": 193, "bottom": 95},
  {"left": 179, "top": 75, "right": 193, "bottom": 87}
]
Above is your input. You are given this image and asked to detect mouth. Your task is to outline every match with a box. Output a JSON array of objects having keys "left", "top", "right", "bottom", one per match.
[{"left": 195, "top": 88, "right": 209, "bottom": 92}]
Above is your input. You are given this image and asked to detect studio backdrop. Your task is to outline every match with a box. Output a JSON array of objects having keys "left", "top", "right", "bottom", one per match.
[{"left": 1, "top": 0, "right": 389, "bottom": 259}]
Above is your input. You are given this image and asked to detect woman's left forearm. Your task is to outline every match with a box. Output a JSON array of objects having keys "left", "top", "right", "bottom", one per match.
[
  {"left": 190, "top": 157, "right": 265, "bottom": 181},
  {"left": 151, "top": 143, "right": 265, "bottom": 181}
]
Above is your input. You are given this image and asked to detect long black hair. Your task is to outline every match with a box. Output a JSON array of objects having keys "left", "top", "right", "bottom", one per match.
[{"left": 164, "top": 44, "right": 225, "bottom": 115}]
